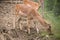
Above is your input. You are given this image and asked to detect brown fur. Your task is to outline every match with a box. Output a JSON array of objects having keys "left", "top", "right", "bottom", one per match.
[
  {"left": 14, "top": 0, "right": 52, "bottom": 34},
  {"left": 23, "top": 0, "right": 40, "bottom": 10}
]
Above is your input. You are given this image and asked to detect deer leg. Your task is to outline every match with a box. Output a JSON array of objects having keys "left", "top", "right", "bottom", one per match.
[
  {"left": 27, "top": 15, "right": 31, "bottom": 34},
  {"left": 19, "top": 21, "right": 23, "bottom": 30},
  {"left": 36, "top": 27, "right": 39, "bottom": 33},
  {"left": 19, "top": 22, "right": 23, "bottom": 30},
  {"left": 35, "top": 23, "right": 39, "bottom": 33},
  {"left": 27, "top": 20, "right": 30, "bottom": 34},
  {"left": 27, "top": 27, "right": 30, "bottom": 34}
]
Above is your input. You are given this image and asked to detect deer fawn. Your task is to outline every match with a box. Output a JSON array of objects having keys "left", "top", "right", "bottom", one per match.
[{"left": 14, "top": 0, "right": 53, "bottom": 35}]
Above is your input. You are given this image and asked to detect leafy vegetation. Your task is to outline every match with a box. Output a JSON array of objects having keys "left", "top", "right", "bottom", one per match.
[
  {"left": 38, "top": 0, "right": 60, "bottom": 40},
  {"left": 44, "top": 12, "right": 60, "bottom": 39}
]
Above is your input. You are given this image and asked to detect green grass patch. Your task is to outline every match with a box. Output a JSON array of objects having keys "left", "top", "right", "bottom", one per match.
[{"left": 43, "top": 11, "right": 60, "bottom": 39}]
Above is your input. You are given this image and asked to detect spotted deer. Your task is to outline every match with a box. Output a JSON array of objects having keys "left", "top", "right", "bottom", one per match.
[{"left": 14, "top": 0, "right": 53, "bottom": 35}]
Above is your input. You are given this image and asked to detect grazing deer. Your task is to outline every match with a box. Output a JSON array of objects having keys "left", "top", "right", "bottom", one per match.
[{"left": 15, "top": 0, "right": 53, "bottom": 35}]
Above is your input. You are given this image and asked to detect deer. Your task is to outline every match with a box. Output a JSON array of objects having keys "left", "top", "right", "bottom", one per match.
[
  {"left": 14, "top": 0, "right": 53, "bottom": 35},
  {"left": 15, "top": 0, "right": 40, "bottom": 16}
]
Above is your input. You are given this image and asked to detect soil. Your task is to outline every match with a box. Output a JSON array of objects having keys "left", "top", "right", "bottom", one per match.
[{"left": 0, "top": 1, "right": 55, "bottom": 40}]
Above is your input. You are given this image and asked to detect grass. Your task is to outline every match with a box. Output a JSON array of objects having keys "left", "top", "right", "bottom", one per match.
[
  {"left": 38, "top": 7, "right": 60, "bottom": 39},
  {"left": 43, "top": 11, "right": 60, "bottom": 40}
]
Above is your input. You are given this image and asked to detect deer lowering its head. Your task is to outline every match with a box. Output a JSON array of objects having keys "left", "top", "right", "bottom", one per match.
[{"left": 15, "top": 0, "right": 53, "bottom": 35}]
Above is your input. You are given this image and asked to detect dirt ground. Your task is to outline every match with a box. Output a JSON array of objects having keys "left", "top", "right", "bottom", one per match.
[{"left": 0, "top": 1, "right": 55, "bottom": 40}]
